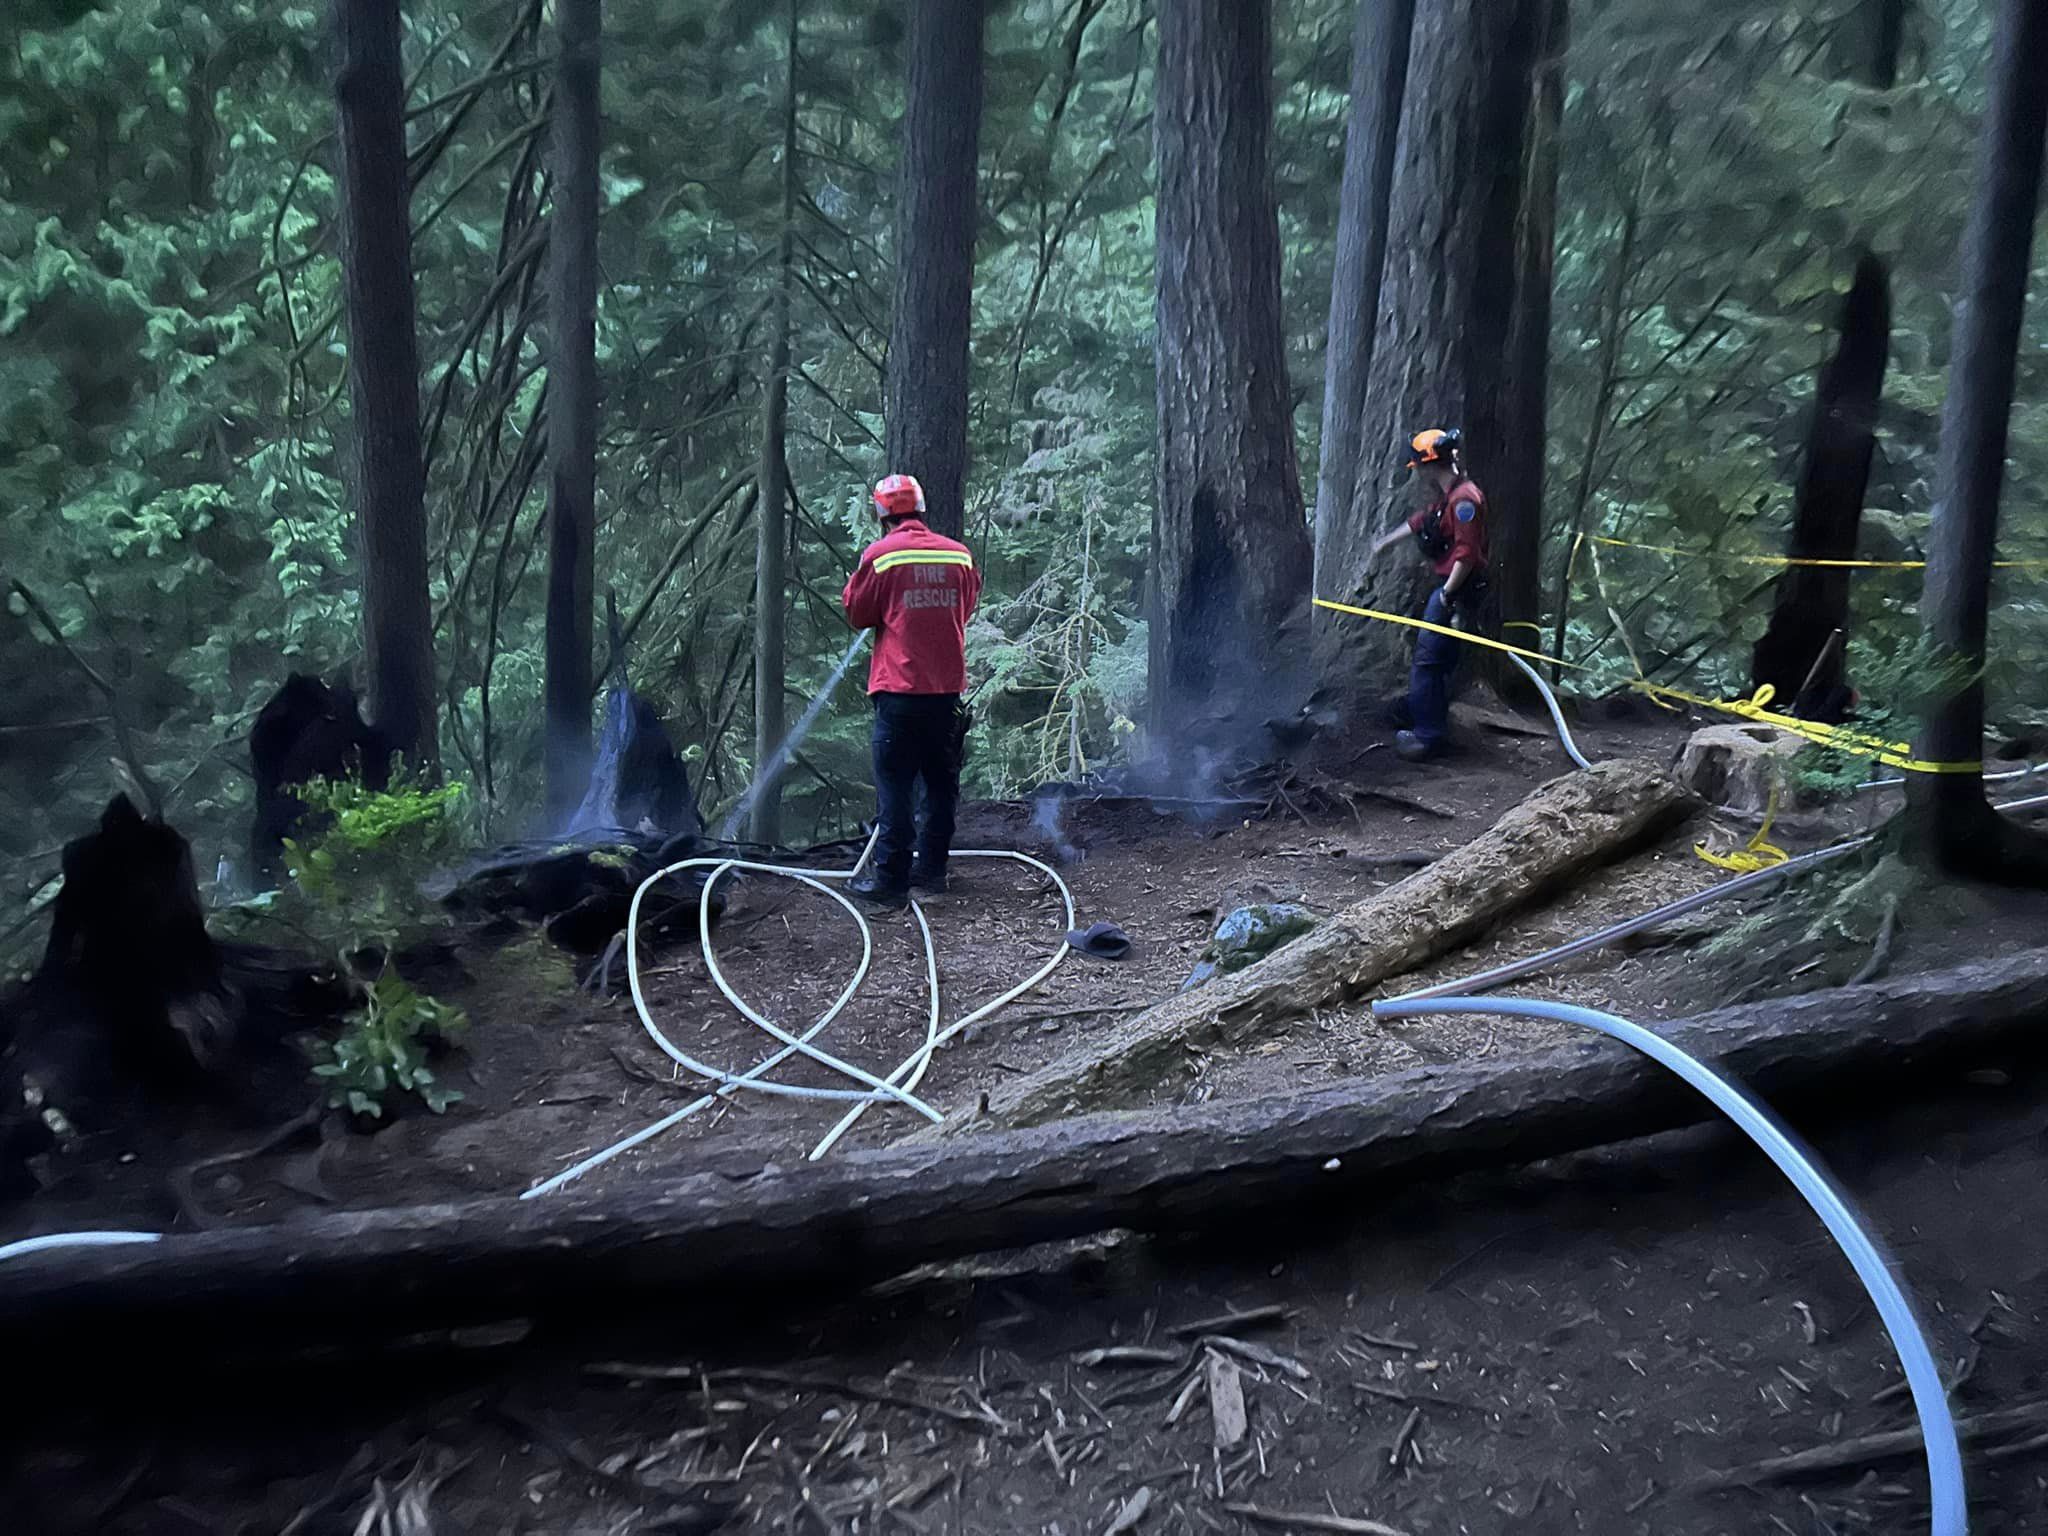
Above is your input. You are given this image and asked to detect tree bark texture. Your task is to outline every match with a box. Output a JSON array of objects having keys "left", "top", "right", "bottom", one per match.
[
  {"left": 1827, "top": 0, "right": 1911, "bottom": 87},
  {"left": 1865, "top": 0, "right": 1908, "bottom": 89},
  {"left": 543, "top": 0, "right": 602, "bottom": 823},
  {"left": 332, "top": 0, "right": 436, "bottom": 765},
  {"left": 1312, "top": 0, "right": 1556, "bottom": 695},
  {"left": 883, "top": 0, "right": 984, "bottom": 541},
  {"left": 1311, "top": 0, "right": 1416, "bottom": 538},
  {"left": 940, "top": 758, "right": 1695, "bottom": 1129},
  {"left": 1906, "top": 0, "right": 2048, "bottom": 880},
  {"left": 8, "top": 949, "right": 2045, "bottom": 1363},
  {"left": 1480, "top": 0, "right": 1566, "bottom": 692},
  {"left": 1750, "top": 253, "right": 1890, "bottom": 718},
  {"left": 1150, "top": 0, "right": 1314, "bottom": 746},
  {"left": 751, "top": 0, "right": 799, "bottom": 848}
]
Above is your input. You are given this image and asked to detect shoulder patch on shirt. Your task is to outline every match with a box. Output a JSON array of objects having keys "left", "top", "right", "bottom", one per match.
[{"left": 1453, "top": 500, "right": 1478, "bottom": 523}]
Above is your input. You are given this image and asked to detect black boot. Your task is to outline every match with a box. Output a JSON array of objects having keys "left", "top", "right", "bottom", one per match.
[
  {"left": 909, "top": 860, "right": 948, "bottom": 895},
  {"left": 846, "top": 871, "right": 909, "bottom": 910}
]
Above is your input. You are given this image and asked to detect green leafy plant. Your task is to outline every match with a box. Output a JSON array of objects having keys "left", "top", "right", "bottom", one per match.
[
  {"left": 313, "top": 971, "right": 469, "bottom": 1118},
  {"left": 280, "top": 772, "right": 472, "bottom": 1119}
]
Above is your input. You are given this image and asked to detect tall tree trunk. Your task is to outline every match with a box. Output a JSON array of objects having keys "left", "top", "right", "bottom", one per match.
[
  {"left": 1480, "top": 0, "right": 1566, "bottom": 691},
  {"left": 1903, "top": 0, "right": 2048, "bottom": 883},
  {"left": 1864, "top": 0, "right": 1909, "bottom": 89},
  {"left": 1312, "top": 0, "right": 1557, "bottom": 695},
  {"left": 544, "top": 0, "right": 602, "bottom": 823},
  {"left": 1312, "top": 0, "right": 1417, "bottom": 542},
  {"left": 750, "top": 0, "right": 800, "bottom": 849},
  {"left": 1150, "top": 0, "right": 1313, "bottom": 753},
  {"left": 186, "top": 56, "right": 219, "bottom": 211},
  {"left": 1750, "top": 253, "right": 1890, "bottom": 719},
  {"left": 332, "top": 0, "right": 436, "bottom": 766},
  {"left": 883, "top": 0, "right": 985, "bottom": 541},
  {"left": 1547, "top": 172, "right": 1638, "bottom": 682}
]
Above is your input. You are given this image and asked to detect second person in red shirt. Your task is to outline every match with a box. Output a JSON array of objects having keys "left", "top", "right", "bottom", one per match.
[{"left": 1367, "top": 427, "right": 1490, "bottom": 761}]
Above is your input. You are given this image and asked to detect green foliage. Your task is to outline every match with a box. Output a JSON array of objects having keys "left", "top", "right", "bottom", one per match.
[
  {"left": 281, "top": 773, "right": 465, "bottom": 959},
  {"left": 1543, "top": 0, "right": 2048, "bottom": 721},
  {"left": 312, "top": 970, "right": 468, "bottom": 1119},
  {"left": 279, "top": 773, "right": 470, "bottom": 1119},
  {"left": 3, "top": 0, "right": 2045, "bottom": 918},
  {"left": 1790, "top": 636, "right": 1978, "bottom": 797}
]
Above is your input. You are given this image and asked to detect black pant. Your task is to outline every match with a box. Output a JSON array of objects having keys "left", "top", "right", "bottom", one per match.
[{"left": 872, "top": 693, "right": 964, "bottom": 889}]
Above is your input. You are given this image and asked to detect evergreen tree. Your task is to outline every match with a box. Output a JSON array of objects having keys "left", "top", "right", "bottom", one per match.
[
  {"left": 883, "top": 0, "right": 986, "bottom": 539},
  {"left": 543, "top": 0, "right": 602, "bottom": 820},
  {"left": 1150, "top": 0, "right": 1313, "bottom": 746},
  {"left": 332, "top": 0, "right": 436, "bottom": 765},
  {"left": 1314, "top": 0, "right": 1559, "bottom": 696},
  {"left": 1905, "top": 0, "right": 2048, "bottom": 881}
]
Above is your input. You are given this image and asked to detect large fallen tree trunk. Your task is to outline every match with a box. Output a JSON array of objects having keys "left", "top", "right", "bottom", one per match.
[
  {"left": 7, "top": 951, "right": 2045, "bottom": 1362},
  {"left": 945, "top": 757, "right": 1695, "bottom": 1129}
]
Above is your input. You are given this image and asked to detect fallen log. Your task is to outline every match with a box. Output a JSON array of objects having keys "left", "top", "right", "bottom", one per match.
[
  {"left": 943, "top": 757, "right": 1696, "bottom": 1129},
  {"left": 3, "top": 951, "right": 2045, "bottom": 1362},
  {"left": 1690, "top": 1398, "right": 2048, "bottom": 1491}
]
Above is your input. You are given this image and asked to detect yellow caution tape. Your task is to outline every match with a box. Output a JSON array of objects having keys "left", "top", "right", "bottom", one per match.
[
  {"left": 1316, "top": 596, "right": 1983, "bottom": 775},
  {"left": 1586, "top": 533, "right": 2048, "bottom": 571},
  {"left": 1313, "top": 598, "right": 1592, "bottom": 669},
  {"left": 1693, "top": 783, "right": 1789, "bottom": 874},
  {"left": 1631, "top": 679, "right": 1981, "bottom": 775}
]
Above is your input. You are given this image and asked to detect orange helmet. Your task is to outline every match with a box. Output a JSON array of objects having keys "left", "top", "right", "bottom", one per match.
[
  {"left": 872, "top": 473, "right": 926, "bottom": 519},
  {"left": 1405, "top": 427, "right": 1463, "bottom": 468}
]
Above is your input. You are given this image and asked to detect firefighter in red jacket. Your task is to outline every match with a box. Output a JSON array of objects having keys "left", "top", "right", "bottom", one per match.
[
  {"left": 1368, "top": 428, "right": 1490, "bottom": 761},
  {"left": 841, "top": 474, "right": 983, "bottom": 908}
]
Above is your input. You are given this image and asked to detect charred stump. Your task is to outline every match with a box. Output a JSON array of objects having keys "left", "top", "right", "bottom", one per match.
[
  {"left": 567, "top": 683, "right": 702, "bottom": 841},
  {"left": 248, "top": 673, "right": 394, "bottom": 879},
  {"left": 1750, "top": 253, "right": 1891, "bottom": 720},
  {"left": 3, "top": 798, "right": 242, "bottom": 1189},
  {"left": 447, "top": 833, "right": 717, "bottom": 954},
  {"left": 1, "top": 798, "right": 358, "bottom": 1198},
  {"left": 36, "top": 796, "right": 236, "bottom": 1081}
]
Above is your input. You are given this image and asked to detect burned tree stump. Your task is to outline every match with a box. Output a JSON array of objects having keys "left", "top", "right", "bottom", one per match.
[
  {"left": 2, "top": 798, "right": 245, "bottom": 1188},
  {"left": 567, "top": 683, "right": 702, "bottom": 841},
  {"left": 35, "top": 795, "right": 237, "bottom": 1081},
  {"left": 447, "top": 834, "right": 719, "bottom": 954},
  {"left": 248, "top": 673, "right": 394, "bottom": 879}
]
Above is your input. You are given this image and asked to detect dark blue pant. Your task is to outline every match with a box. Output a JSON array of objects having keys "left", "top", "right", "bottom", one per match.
[
  {"left": 1407, "top": 586, "right": 1464, "bottom": 750},
  {"left": 872, "top": 693, "right": 963, "bottom": 889}
]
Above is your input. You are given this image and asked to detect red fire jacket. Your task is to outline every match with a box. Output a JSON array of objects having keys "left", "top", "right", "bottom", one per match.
[
  {"left": 1406, "top": 477, "right": 1490, "bottom": 581},
  {"left": 842, "top": 517, "right": 982, "bottom": 696}
]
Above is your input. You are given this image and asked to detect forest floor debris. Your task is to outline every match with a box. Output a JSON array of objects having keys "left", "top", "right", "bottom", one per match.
[
  {"left": 12, "top": 1060, "right": 2048, "bottom": 1533},
  {"left": 11, "top": 710, "right": 2048, "bottom": 1532}
]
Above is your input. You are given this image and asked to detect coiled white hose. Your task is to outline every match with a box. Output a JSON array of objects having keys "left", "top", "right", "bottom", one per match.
[
  {"left": 1373, "top": 994, "right": 1967, "bottom": 1536},
  {"left": 631, "top": 852, "right": 943, "bottom": 1119},
  {"left": 522, "top": 835, "right": 1076, "bottom": 1197}
]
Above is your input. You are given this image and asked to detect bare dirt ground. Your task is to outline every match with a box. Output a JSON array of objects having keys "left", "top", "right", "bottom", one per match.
[
  {"left": 8, "top": 701, "right": 2048, "bottom": 1533},
  {"left": 11, "top": 705, "right": 1748, "bottom": 1230}
]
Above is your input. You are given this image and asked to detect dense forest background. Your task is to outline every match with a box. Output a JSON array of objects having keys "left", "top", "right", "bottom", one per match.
[{"left": 4, "top": 0, "right": 2046, "bottom": 950}]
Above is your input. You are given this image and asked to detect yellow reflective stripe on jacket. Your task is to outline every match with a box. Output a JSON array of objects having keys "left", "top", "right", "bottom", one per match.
[{"left": 872, "top": 549, "right": 975, "bottom": 573}]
